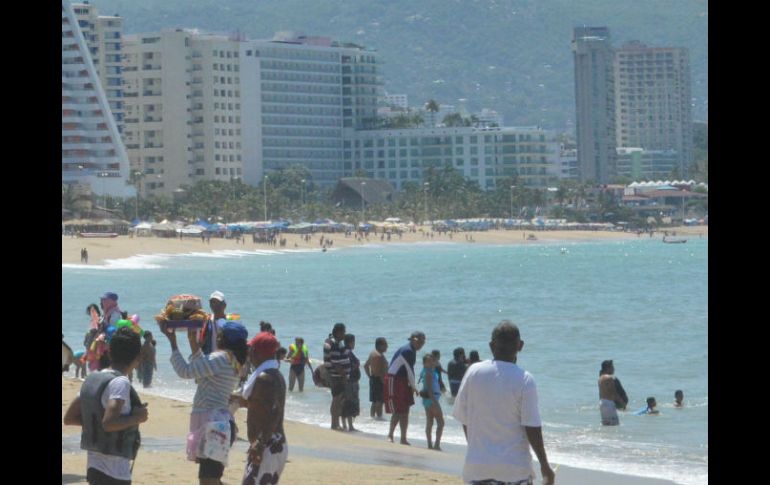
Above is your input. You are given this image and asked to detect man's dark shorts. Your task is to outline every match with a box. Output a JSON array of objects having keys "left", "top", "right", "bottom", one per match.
[
  {"left": 329, "top": 376, "right": 346, "bottom": 397},
  {"left": 290, "top": 363, "right": 305, "bottom": 376},
  {"left": 87, "top": 468, "right": 131, "bottom": 485},
  {"left": 198, "top": 458, "right": 225, "bottom": 479},
  {"left": 449, "top": 379, "right": 461, "bottom": 397},
  {"left": 369, "top": 375, "right": 383, "bottom": 402}
]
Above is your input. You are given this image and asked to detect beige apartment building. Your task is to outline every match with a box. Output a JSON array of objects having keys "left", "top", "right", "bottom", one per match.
[
  {"left": 614, "top": 41, "right": 692, "bottom": 176},
  {"left": 123, "top": 30, "right": 244, "bottom": 197}
]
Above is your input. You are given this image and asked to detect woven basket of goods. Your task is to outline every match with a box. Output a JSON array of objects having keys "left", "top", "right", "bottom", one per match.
[{"left": 155, "top": 294, "right": 209, "bottom": 330}]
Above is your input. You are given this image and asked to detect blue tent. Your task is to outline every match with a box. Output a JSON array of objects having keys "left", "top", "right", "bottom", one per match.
[
  {"left": 266, "top": 222, "right": 289, "bottom": 229},
  {"left": 194, "top": 219, "right": 213, "bottom": 230}
]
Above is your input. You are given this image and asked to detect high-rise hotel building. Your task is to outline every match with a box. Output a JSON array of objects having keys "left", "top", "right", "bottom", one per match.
[
  {"left": 613, "top": 41, "right": 692, "bottom": 176},
  {"left": 573, "top": 28, "right": 694, "bottom": 182},
  {"left": 71, "top": 2, "right": 125, "bottom": 134},
  {"left": 62, "top": 0, "right": 133, "bottom": 197},
  {"left": 572, "top": 26, "right": 617, "bottom": 184},
  {"left": 241, "top": 32, "right": 380, "bottom": 187}
]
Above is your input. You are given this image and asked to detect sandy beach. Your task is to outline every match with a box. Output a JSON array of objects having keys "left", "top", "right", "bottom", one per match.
[
  {"left": 62, "top": 377, "right": 678, "bottom": 484},
  {"left": 62, "top": 225, "right": 706, "bottom": 265}
]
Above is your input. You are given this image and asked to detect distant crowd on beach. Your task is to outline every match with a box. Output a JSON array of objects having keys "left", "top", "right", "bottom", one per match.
[{"left": 63, "top": 288, "right": 691, "bottom": 485}]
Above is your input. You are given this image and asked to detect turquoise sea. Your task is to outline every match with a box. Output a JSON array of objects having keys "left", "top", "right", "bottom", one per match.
[{"left": 62, "top": 238, "right": 707, "bottom": 484}]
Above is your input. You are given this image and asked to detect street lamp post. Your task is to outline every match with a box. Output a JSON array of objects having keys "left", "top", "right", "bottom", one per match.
[
  {"left": 510, "top": 185, "right": 515, "bottom": 220},
  {"left": 300, "top": 178, "right": 306, "bottom": 219},
  {"left": 423, "top": 182, "right": 429, "bottom": 226},
  {"left": 361, "top": 181, "right": 366, "bottom": 222},
  {"left": 99, "top": 171, "right": 109, "bottom": 209},
  {"left": 133, "top": 171, "right": 143, "bottom": 221},
  {"left": 263, "top": 175, "right": 268, "bottom": 222}
]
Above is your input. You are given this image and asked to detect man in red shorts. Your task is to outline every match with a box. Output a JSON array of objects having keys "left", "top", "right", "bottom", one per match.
[{"left": 384, "top": 331, "right": 426, "bottom": 445}]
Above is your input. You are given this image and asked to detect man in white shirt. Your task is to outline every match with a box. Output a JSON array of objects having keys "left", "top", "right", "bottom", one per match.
[
  {"left": 453, "top": 320, "right": 555, "bottom": 485},
  {"left": 200, "top": 290, "right": 228, "bottom": 355}
]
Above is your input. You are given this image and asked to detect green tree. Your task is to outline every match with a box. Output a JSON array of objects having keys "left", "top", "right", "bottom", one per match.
[
  {"left": 62, "top": 184, "right": 77, "bottom": 212},
  {"left": 442, "top": 112, "right": 469, "bottom": 127},
  {"left": 691, "top": 124, "right": 708, "bottom": 183},
  {"left": 425, "top": 99, "right": 440, "bottom": 127}
]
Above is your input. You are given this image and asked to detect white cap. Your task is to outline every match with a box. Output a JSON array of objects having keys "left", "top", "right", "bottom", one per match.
[{"left": 209, "top": 291, "right": 225, "bottom": 302}]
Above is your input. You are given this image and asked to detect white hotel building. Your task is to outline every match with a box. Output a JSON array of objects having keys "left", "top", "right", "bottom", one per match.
[
  {"left": 241, "top": 32, "right": 380, "bottom": 187},
  {"left": 61, "top": 0, "right": 133, "bottom": 197},
  {"left": 351, "top": 126, "right": 560, "bottom": 190}
]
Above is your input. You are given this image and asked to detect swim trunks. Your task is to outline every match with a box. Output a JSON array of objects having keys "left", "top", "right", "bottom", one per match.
[
  {"left": 384, "top": 374, "right": 414, "bottom": 414},
  {"left": 369, "top": 375, "right": 383, "bottom": 402},
  {"left": 600, "top": 399, "right": 619, "bottom": 426}
]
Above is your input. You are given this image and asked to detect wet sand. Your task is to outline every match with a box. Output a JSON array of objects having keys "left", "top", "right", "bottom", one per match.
[{"left": 62, "top": 377, "right": 677, "bottom": 484}]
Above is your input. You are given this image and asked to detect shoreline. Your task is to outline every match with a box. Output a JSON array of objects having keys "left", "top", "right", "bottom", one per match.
[
  {"left": 62, "top": 377, "right": 678, "bottom": 484},
  {"left": 62, "top": 226, "right": 706, "bottom": 265}
]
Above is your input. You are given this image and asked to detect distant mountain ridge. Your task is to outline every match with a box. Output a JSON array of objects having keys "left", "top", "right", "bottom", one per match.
[{"left": 93, "top": 0, "right": 708, "bottom": 130}]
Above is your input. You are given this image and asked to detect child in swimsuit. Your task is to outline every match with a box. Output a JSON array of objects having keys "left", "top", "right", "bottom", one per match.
[{"left": 420, "top": 354, "right": 444, "bottom": 450}]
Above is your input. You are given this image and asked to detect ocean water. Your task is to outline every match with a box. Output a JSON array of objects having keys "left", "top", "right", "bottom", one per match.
[{"left": 62, "top": 238, "right": 708, "bottom": 485}]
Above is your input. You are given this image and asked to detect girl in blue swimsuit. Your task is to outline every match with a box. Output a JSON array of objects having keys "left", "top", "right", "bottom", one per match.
[{"left": 420, "top": 354, "right": 444, "bottom": 450}]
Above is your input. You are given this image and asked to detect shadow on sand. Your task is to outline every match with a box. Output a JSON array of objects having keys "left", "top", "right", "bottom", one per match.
[{"left": 62, "top": 473, "right": 87, "bottom": 484}]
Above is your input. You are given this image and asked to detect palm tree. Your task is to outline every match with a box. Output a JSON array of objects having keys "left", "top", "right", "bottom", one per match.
[
  {"left": 555, "top": 184, "right": 567, "bottom": 206},
  {"left": 425, "top": 99, "right": 440, "bottom": 127},
  {"left": 442, "top": 112, "right": 465, "bottom": 127},
  {"left": 129, "top": 171, "right": 146, "bottom": 220}
]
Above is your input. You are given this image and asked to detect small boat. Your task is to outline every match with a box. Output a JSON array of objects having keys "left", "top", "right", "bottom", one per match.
[
  {"left": 663, "top": 236, "right": 687, "bottom": 244},
  {"left": 79, "top": 232, "right": 119, "bottom": 238}
]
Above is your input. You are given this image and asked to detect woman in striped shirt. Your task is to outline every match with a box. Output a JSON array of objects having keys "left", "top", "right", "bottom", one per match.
[{"left": 160, "top": 320, "right": 249, "bottom": 485}]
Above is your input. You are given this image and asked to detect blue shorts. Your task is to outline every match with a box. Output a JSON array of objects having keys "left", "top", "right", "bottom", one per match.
[{"left": 422, "top": 394, "right": 441, "bottom": 409}]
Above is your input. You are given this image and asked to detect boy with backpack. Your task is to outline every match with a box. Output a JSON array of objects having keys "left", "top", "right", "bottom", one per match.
[{"left": 64, "top": 327, "right": 149, "bottom": 485}]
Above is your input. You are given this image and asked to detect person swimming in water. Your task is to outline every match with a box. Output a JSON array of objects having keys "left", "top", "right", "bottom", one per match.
[
  {"left": 674, "top": 390, "right": 684, "bottom": 408},
  {"left": 637, "top": 396, "right": 660, "bottom": 415}
]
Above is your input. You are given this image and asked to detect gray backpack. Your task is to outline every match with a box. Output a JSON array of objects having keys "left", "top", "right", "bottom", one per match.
[{"left": 79, "top": 370, "right": 141, "bottom": 460}]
